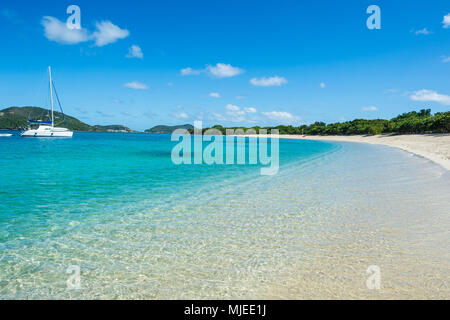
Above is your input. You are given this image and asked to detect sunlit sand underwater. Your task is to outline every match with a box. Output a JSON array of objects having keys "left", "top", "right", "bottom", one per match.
[{"left": 0, "top": 133, "right": 449, "bottom": 299}]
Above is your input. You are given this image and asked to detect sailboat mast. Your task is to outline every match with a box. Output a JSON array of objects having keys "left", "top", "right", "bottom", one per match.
[{"left": 49, "top": 66, "right": 54, "bottom": 127}]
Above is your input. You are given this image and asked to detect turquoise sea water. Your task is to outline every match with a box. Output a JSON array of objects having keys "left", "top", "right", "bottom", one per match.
[{"left": 0, "top": 131, "right": 449, "bottom": 299}]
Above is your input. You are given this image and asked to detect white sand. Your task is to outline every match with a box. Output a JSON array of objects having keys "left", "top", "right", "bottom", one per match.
[{"left": 238, "top": 134, "right": 450, "bottom": 170}]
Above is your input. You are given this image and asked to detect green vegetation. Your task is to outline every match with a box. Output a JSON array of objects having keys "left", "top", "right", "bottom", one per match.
[
  {"left": 145, "top": 124, "right": 194, "bottom": 133},
  {"left": 194, "top": 109, "right": 450, "bottom": 136},
  {"left": 91, "top": 125, "right": 135, "bottom": 132},
  {"left": 0, "top": 106, "right": 135, "bottom": 132},
  {"left": 4, "top": 107, "right": 449, "bottom": 136}
]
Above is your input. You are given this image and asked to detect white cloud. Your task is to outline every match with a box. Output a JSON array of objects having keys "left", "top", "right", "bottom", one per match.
[
  {"left": 42, "top": 16, "right": 129, "bottom": 47},
  {"left": 124, "top": 81, "right": 149, "bottom": 90},
  {"left": 211, "top": 113, "right": 226, "bottom": 121},
  {"left": 174, "top": 112, "right": 189, "bottom": 119},
  {"left": 250, "top": 76, "right": 288, "bottom": 87},
  {"left": 209, "top": 92, "right": 221, "bottom": 98},
  {"left": 443, "top": 14, "right": 450, "bottom": 28},
  {"left": 410, "top": 89, "right": 450, "bottom": 105},
  {"left": 441, "top": 56, "right": 450, "bottom": 63},
  {"left": 262, "top": 111, "right": 299, "bottom": 121},
  {"left": 225, "top": 104, "right": 242, "bottom": 112},
  {"left": 180, "top": 67, "right": 201, "bottom": 76},
  {"left": 207, "top": 63, "right": 243, "bottom": 78},
  {"left": 180, "top": 63, "right": 243, "bottom": 78},
  {"left": 126, "top": 45, "right": 143, "bottom": 59},
  {"left": 42, "top": 16, "right": 90, "bottom": 44},
  {"left": 224, "top": 104, "right": 246, "bottom": 122},
  {"left": 213, "top": 105, "right": 258, "bottom": 122},
  {"left": 362, "top": 106, "right": 378, "bottom": 111},
  {"left": 92, "top": 21, "right": 129, "bottom": 47},
  {"left": 320, "top": 82, "right": 326, "bottom": 88},
  {"left": 414, "top": 28, "right": 432, "bottom": 35}
]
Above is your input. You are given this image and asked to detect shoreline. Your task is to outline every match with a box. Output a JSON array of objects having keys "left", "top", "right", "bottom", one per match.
[{"left": 236, "top": 134, "right": 450, "bottom": 171}]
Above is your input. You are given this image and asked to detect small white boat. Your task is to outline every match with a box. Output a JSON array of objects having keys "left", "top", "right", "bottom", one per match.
[
  {"left": 20, "top": 124, "right": 73, "bottom": 137},
  {"left": 21, "top": 67, "right": 73, "bottom": 138},
  {"left": 0, "top": 133, "right": 13, "bottom": 137}
]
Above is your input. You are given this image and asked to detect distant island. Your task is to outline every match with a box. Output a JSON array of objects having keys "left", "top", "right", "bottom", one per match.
[
  {"left": 145, "top": 124, "right": 194, "bottom": 133},
  {"left": 0, "top": 107, "right": 135, "bottom": 132}
]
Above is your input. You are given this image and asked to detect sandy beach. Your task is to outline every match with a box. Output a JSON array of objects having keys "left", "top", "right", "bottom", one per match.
[{"left": 238, "top": 134, "right": 450, "bottom": 171}]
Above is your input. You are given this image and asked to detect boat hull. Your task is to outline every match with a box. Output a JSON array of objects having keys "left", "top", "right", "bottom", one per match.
[{"left": 20, "top": 127, "right": 73, "bottom": 137}]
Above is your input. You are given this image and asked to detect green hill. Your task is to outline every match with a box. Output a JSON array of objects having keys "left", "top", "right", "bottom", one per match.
[
  {"left": 0, "top": 106, "right": 135, "bottom": 132},
  {"left": 145, "top": 124, "right": 193, "bottom": 133}
]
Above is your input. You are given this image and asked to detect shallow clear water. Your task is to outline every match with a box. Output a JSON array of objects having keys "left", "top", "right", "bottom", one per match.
[{"left": 0, "top": 131, "right": 449, "bottom": 299}]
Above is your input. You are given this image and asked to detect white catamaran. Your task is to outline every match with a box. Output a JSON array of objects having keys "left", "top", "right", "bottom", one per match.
[{"left": 21, "top": 67, "right": 73, "bottom": 138}]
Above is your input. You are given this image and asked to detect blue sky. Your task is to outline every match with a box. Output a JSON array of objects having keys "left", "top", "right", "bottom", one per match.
[{"left": 0, "top": 0, "right": 449, "bottom": 130}]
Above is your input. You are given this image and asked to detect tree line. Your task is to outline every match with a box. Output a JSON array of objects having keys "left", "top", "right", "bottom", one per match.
[{"left": 190, "top": 109, "right": 450, "bottom": 135}]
